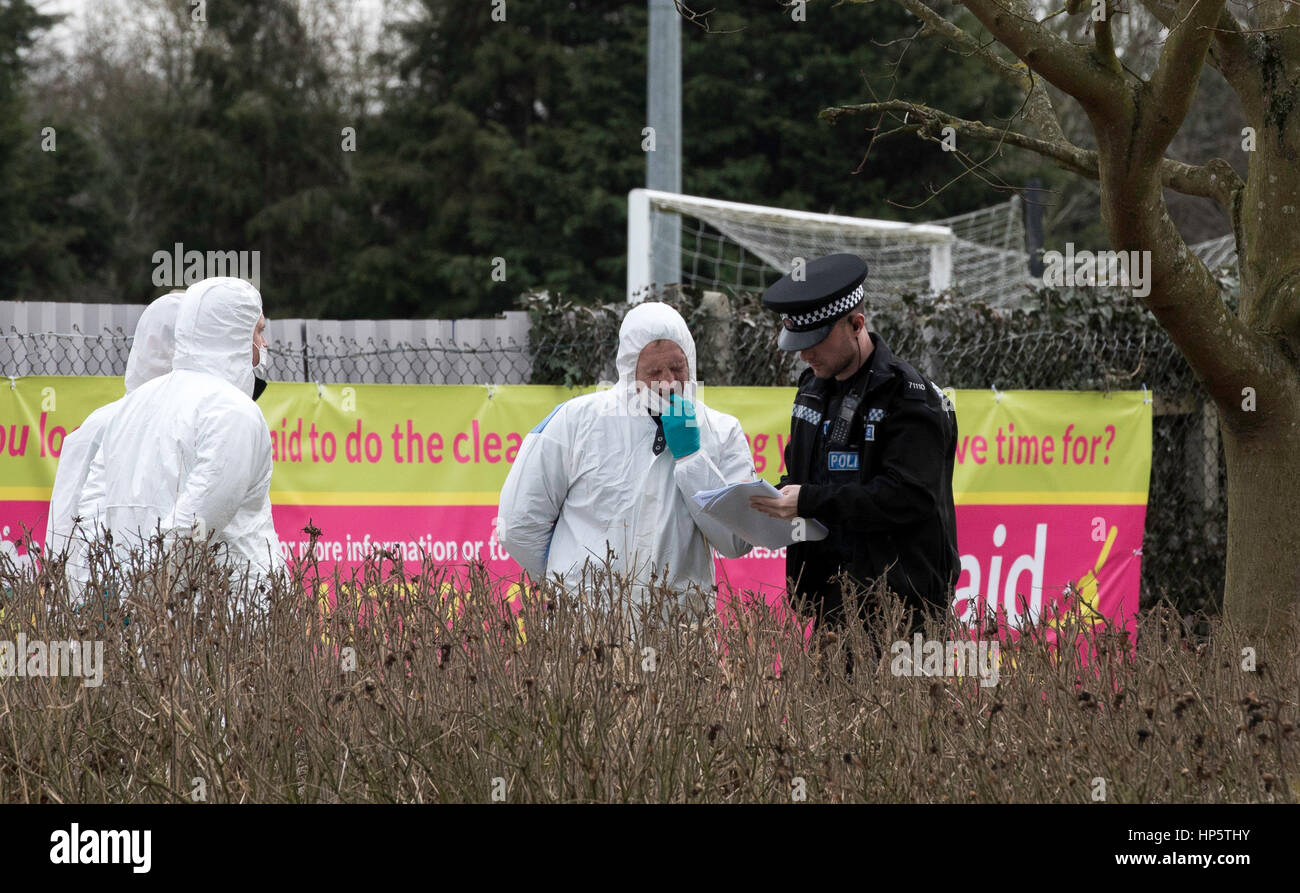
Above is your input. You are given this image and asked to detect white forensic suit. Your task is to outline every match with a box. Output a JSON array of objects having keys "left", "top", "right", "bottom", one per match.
[
  {"left": 46, "top": 291, "right": 185, "bottom": 561},
  {"left": 78, "top": 277, "right": 285, "bottom": 597},
  {"left": 497, "top": 302, "right": 756, "bottom": 614}
]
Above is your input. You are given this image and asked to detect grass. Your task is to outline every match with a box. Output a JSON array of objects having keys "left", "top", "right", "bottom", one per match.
[{"left": 0, "top": 534, "right": 1295, "bottom": 803}]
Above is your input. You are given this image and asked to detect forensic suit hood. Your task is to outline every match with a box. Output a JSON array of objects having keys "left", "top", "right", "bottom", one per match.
[
  {"left": 77, "top": 277, "right": 284, "bottom": 598},
  {"left": 46, "top": 291, "right": 184, "bottom": 556},
  {"left": 497, "top": 302, "right": 756, "bottom": 617},
  {"left": 124, "top": 293, "right": 184, "bottom": 393},
  {"left": 615, "top": 301, "right": 697, "bottom": 385},
  {"left": 172, "top": 276, "right": 261, "bottom": 398}
]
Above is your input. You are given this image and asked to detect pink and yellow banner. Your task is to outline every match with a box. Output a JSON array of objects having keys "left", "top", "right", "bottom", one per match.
[{"left": 0, "top": 377, "right": 1150, "bottom": 633}]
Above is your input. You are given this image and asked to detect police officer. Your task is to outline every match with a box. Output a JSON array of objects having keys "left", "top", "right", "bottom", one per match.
[{"left": 750, "top": 253, "right": 959, "bottom": 634}]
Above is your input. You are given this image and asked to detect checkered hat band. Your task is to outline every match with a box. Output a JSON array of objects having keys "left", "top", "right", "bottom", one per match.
[{"left": 782, "top": 284, "right": 864, "bottom": 329}]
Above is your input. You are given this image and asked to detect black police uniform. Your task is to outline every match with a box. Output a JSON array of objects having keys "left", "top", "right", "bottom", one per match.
[
  {"left": 779, "top": 333, "right": 959, "bottom": 624},
  {"left": 763, "top": 254, "right": 959, "bottom": 628}
]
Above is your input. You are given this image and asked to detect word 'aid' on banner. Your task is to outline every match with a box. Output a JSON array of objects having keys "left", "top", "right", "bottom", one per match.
[{"left": 946, "top": 389, "right": 1151, "bottom": 639}]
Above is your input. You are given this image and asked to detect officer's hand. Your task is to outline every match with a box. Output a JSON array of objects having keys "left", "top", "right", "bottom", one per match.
[
  {"left": 660, "top": 393, "right": 700, "bottom": 459},
  {"left": 750, "top": 485, "right": 800, "bottom": 521}
]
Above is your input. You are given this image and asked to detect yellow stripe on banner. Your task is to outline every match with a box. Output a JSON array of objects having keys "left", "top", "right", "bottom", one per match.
[
  {"left": 0, "top": 487, "right": 52, "bottom": 501},
  {"left": 955, "top": 491, "right": 1149, "bottom": 505},
  {"left": 269, "top": 490, "right": 500, "bottom": 506},
  {"left": 10, "top": 485, "right": 1146, "bottom": 508},
  {"left": 3, "top": 487, "right": 504, "bottom": 506},
  {"left": 9, "top": 486, "right": 1146, "bottom": 509}
]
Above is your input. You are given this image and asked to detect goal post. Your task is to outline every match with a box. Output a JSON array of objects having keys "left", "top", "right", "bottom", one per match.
[
  {"left": 627, "top": 188, "right": 956, "bottom": 302},
  {"left": 628, "top": 188, "right": 1243, "bottom": 306},
  {"left": 627, "top": 188, "right": 1041, "bottom": 306}
]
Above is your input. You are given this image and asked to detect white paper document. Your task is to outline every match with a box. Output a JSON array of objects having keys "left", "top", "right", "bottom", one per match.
[{"left": 692, "top": 479, "right": 829, "bottom": 550}]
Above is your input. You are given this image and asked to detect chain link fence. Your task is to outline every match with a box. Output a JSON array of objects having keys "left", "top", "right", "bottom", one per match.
[
  {"left": 1, "top": 296, "right": 1226, "bottom": 614},
  {"left": 520, "top": 303, "right": 1226, "bottom": 618},
  {"left": 0, "top": 331, "right": 535, "bottom": 385}
]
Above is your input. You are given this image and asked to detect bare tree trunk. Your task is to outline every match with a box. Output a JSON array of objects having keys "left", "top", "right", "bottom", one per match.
[
  {"left": 1215, "top": 60, "right": 1300, "bottom": 638},
  {"left": 1221, "top": 421, "right": 1300, "bottom": 637}
]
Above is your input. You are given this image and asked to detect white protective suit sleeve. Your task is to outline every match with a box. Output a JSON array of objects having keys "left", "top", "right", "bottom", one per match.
[
  {"left": 166, "top": 402, "right": 269, "bottom": 544},
  {"left": 67, "top": 431, "right": 116, "bottom": 592},
  {"left": 496, "top": 417, "right": 570, "bottom": 581},
  {"left": 77, "top": 444, "right": 107, "bottom": 533},
  {"left": 218, "top": 434, "right": 285, "bottom": 580},
  {"left": 671, "top": 414, "right": 757, "bottom": 559},
  {"left": 45, "top": 408, "right": 110, "bottom": 555},
  {"left": 68, "top": 439, "right": 112, "bottom": 594}
]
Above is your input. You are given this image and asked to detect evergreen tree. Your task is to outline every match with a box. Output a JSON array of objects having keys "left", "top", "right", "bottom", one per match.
[
  {"left": 123, "top": 0, "right": 355, "bottom": 315},
  {"left": 352, "top": 0, "right": 1033, "bottom": 318},
  {"left": 0, "top": 0, "right": 116, "bottom": 300}
]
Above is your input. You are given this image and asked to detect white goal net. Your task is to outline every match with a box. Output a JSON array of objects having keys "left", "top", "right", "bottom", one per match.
[{"left": 628, "top": 189, "right": 1036, "bottom": 305}]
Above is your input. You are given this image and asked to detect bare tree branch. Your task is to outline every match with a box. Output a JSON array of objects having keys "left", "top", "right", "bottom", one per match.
[
  {"left": 1136, "top": 0, "right": 1259, "bottom": 109},
  {"left": 1092, "top": 2, "right": 1124, "bottom": 77},
  {"left": 821, "top": 98, "right": 1243, "bottom": 209},
  {"left": 833, "top": 0, "right": 1278, "bottom": 436},
  {"left": 671, "top": 1, "right": 744, "bottom": 34},
  {"left": 867, "top": 0, "right": 1072, "bottom": 155},
  {"left": 959, "top": 0, "right": 1129, "bottom": 115},
  {"left": 1139, "top": 0, "right": 1228, "bottom": 158}
]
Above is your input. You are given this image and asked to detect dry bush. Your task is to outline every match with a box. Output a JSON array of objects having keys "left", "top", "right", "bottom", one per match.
[{"left": 0, "top": 534, "right": 1295, "bottom": 803}]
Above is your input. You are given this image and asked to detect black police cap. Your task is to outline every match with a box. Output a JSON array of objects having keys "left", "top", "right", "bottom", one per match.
[{"left": 761, "top": 253, "right": 869, "bottom": 351}]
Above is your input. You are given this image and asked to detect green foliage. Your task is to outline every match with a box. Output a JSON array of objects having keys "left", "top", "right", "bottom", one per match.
[
  {"left": 122, "top": 0, "right": 354, "bottom": 311},
  {"left": 525, "top": 278, "right": 1232, "bottom": 391},
  {"left": 346, "top": 1, "right": 650, "bottom": 318},
  {"left": 4, "top": 0, "right": 1045, "bottom": 316},
  {"left": 0, "top": 0, "right": 116, "bottom": 300},
  {"left": 684, "top": 2, "right": 1032, "bottom": 219},
  {"left": 519, "top": 289, "right": 624, "bottom": 388}
]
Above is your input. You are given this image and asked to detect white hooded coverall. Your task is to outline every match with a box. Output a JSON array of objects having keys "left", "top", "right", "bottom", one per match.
[
  {"left": 77, "top": 277, "right": 285, "bottom": 590},
  {"left": 497, "top": 302, "right": 756, "bottom": 611},
  {"left": 45, "top": 291, "right": 185, "bottom": 559}
]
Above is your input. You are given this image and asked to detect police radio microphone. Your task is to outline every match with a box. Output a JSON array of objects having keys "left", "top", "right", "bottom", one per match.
[
  {"left": 829, "top": 392, "right": 859, "bottom": 447},
  {"left": 829, "top": 325, "right": 864, "bottom": 446}
]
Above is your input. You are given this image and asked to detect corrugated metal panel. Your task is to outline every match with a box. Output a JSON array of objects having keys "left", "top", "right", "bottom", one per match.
[
  {"left": 0, "top": 302, "right": 535, "bottom": 384},
  {"left": 0, "top": 301, "right": 146, "bottom": 336},
  {"left": 267, "top": 318, "right": 310, "bottom": 382},
  {"left": 452, "top": 311, "right": 531, "bottom": 384}
]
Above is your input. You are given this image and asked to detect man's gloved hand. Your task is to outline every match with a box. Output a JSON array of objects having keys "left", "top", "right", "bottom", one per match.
[{"left": 660, "top": 393, "right": 700, "bottom": 459}]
